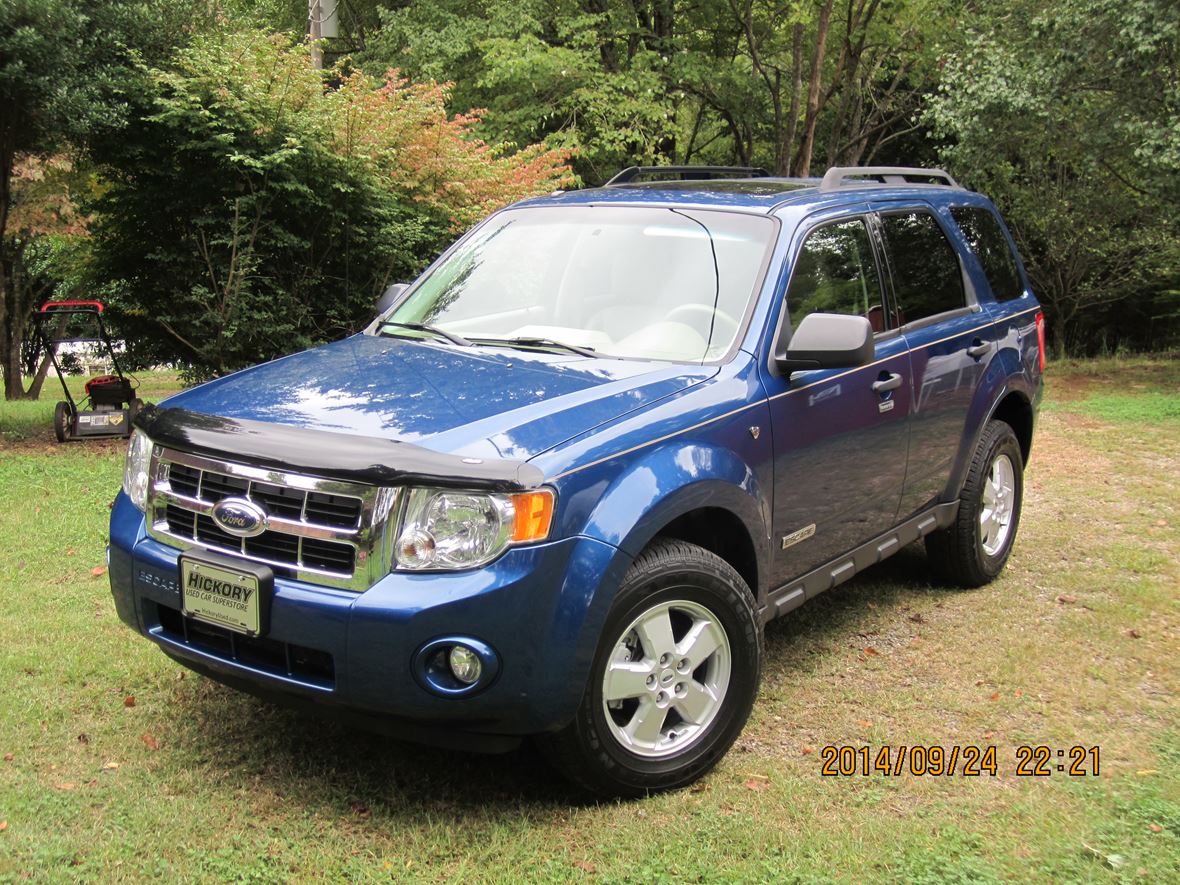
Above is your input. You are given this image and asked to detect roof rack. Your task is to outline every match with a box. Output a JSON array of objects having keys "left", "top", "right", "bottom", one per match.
[
  {"left": 605, "top": 165, "right": 770, "bottom": 186},
  {"left": 818, "top": 166, "right": 962, "bottom": 192}
]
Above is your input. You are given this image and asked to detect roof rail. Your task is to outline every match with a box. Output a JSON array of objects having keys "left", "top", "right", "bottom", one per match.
[
  {"left": 818, "top": 166, "right": 962, "bottom": 192},
  {"left": 605, "top": 165, "right": 770, "bottom": 186}
]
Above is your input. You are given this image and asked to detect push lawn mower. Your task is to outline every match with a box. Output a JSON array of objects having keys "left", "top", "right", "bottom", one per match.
[{"left": 35, "top": 300, "right": 145, "bottom": 442}]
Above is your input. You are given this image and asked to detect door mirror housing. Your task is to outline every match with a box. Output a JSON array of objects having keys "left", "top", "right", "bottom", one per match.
[
  {"left": 775, "top": 313, "right": 874, "bottom": 373},
  {"left": 376, "top": 283, "right": 409, "bottom": 317}
]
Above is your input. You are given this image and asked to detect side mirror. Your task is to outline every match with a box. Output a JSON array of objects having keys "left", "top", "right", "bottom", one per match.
[
  {"left": 775, "top": 313, "right": 874, "bottom": 373},
  {"left": 376, "top": 283, "right": 409, "bottom": 317}
]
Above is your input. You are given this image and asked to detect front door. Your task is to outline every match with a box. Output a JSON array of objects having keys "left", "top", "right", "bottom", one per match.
[{"left": 761, "top": 214, "right": 912, "bottom": 589}]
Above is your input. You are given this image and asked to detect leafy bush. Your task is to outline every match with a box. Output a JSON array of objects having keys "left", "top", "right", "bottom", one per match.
[{"left": 91, "top": 31, "right": 572, "bottom": 380}]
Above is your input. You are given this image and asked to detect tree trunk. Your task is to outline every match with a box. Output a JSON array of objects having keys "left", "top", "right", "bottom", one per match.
[
  {"left": 1, "top": 237, "right": 38, "bottom": 400},
  {"left": 1050, "top": 314, "right": 1067, "bottom": 360},
  {"left": 792, "top": 0, "right": 835, "bottom": 177},
  {"left": 779, "top": 23, "right": 805, "bottom": 176}
]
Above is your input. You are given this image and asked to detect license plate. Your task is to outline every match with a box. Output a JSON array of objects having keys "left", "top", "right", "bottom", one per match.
[{"left": 180, "top": 557, "right": 262, "bottom": 635}]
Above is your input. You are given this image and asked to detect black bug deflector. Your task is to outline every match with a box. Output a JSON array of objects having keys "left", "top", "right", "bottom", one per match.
[{"left": 133, "top": 404, "right": 545, "bottom": 491}]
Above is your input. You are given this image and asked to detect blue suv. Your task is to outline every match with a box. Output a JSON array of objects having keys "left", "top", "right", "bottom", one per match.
[{"left": 110, "top": 165, "right": 1045, "bottom": 796}]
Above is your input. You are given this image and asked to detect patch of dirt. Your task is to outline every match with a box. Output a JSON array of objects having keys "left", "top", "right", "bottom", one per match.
[{"left": 0, "top": 429, "right": 128, "bottom": 456}]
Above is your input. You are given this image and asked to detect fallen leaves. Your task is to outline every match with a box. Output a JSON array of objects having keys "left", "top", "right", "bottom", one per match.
[
  {"left": 572, "top": 861, "right": 597, "bottom": 874},
  {"left": 90, "top": 566, "right": 107, "bottom": 578},
  {"left": 1056, "top": 594, "right": 1077, "bottom": 605},
  {"left": 349, "top": 800, "right": 371, "bottom": 819},
  {"left": 863, "top": 646, "right": 881, "bottom": 657},
  {"left": 140, "top": 733, "right": 160, "bottom": 751},
  {"left": 801, "top": 746, "right": 814, "bottom": 755},
  {"left": 3, "top": 753, "right": 12, "bottom": 762},
  {"left": 0, "top": 820, "right": 7, "bottom": 832},
  {"left": 1126, "top": 629, "right": 1141, "bottom": 639},
  {"left": 54, "top": 782, "right": 76, "bottom": 791},
  {"left": 1149, "top": 823, "right": 1163, "bottom": 833},
  {"left": 123, "top": 696, "right": 135, "bottom": 708},
  {"left": 743, "top": 774, "right": 770, "bottom": 791},
  {"left": 101, "top": 761, "right": 119, "bottom": 771},
  {"left": 990, "top": 692, "right": 1002, "bottom": 701}
]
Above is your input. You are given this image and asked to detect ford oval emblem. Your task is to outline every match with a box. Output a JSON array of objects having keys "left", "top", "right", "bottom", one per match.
[{"left": 210, "top": 497, "right": 268, "bottom": 538}]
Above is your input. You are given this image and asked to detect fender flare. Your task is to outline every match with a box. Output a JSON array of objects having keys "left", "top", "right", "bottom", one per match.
[
  {"left": 578, "top": 440, "right": 771, "bottom": 600},
  {"left": 946, "top": 346, "right": 1036, "bottom": 498}
]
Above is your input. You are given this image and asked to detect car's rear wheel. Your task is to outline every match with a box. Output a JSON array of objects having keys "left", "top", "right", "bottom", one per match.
[
  {"left": 926, "top": 419, "right": 1024, "bottom": 587},
  {"left": 539, "top": 539, "right": 761, "bottom": 798}
]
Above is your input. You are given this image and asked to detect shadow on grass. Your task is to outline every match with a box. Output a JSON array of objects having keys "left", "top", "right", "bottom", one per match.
[{"left": 154, "top": 544, "right": 957, "bottom": 815}]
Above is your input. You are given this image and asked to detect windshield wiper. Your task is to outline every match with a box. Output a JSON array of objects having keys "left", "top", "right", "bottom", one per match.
[
  {"left": 379, "top": 321, "right": 472, "bottom": 347},
  {"left": 474, "top": 336, "right": 598, "bottom": 358}
]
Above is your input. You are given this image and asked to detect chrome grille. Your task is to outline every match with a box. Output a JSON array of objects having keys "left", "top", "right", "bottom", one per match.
[{"left": 145, "top": 447, "right": 400, "bottom": 591}]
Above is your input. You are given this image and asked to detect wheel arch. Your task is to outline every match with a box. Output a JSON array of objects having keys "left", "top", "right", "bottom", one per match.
[
  {"left": 576, "top": 441, "right": 772, "bottom": 601},
  {"left": 947, "top": 346, "right": 1038, "bottom": 499}
]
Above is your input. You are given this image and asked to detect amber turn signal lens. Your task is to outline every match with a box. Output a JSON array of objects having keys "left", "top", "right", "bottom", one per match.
[{"left": 510, "top": 490, "right": 555, "bottom": 542}]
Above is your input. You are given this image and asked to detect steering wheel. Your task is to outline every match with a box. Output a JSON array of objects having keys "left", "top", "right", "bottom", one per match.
[{"left": 663, "top": 303, "right": 741, "bottom": 346}]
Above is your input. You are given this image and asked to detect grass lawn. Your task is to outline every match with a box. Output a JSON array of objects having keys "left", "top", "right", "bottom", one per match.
[{"left": 1, "top": 357, "right": 1177, "bottom": 883}]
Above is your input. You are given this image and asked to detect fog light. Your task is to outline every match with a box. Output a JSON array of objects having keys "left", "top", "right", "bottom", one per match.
[{"left": 448, "top": 645, "right": 482, "bottom": 685}]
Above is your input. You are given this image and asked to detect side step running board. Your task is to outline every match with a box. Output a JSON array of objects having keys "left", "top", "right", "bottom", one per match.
[{"left": 761, "top": 501, "right": 960, "bottom": 623}]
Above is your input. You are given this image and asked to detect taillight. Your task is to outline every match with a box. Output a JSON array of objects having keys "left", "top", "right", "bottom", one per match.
[{"left": 1034, "top": 311, "right": 1046, "bottom": 371}]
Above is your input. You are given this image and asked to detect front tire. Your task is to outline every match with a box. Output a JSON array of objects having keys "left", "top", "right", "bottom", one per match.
[
  {"left": 53, "top": 401, "right": 72, "bottom": 443},
  {"left": 539, "top": 539, "right": 762, "bottom": 798},
  {"left": 926, "top": 419, "right": 1024, "bottom": 587}
]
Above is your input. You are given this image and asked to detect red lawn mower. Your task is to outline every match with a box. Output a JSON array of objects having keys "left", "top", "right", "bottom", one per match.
[{"left": 35, "top": 300, "right": 145, "bottom": 442}]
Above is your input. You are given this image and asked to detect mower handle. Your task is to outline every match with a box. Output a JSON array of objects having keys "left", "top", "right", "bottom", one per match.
[{"left": 39, "top": 300, "right": 105, "bottom": 313}]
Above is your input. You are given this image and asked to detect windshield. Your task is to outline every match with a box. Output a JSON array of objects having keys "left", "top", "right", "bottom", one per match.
[{"left": 379, "top": 206, "right": 776, "bottom": 362}]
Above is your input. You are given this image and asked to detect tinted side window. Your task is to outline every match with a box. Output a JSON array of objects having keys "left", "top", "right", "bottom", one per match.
[
  {"left": 787, "top": 218, "right": 888, "bottom": 332},
  {"left": 950, "top": 206, "right": 1024, "bottom": 302},
  {"left": 879, "top": 211, "right": 966, "bottom": 323}
]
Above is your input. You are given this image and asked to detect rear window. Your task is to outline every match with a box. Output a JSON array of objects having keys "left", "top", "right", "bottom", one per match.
[
  {"left": 879, "top": 211, "right": 966, "bottom": 324},
  {"left": 951, "top": 206, "right": 1024, "bottom": 302}
]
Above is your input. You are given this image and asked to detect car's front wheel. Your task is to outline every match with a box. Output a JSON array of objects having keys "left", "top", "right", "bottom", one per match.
[{"left": 539, "top": 539, "right": 762, "bottom": 798}]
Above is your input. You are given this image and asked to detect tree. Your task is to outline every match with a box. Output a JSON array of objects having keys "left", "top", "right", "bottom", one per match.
[
  {"left": 0, "top": 0, "right": 202, "bottom": 398},
  {"left": 90, "top": 31, "right": 572, "bottom": 380},
  {"left": 928, "top": 0, "right": 1180, "bottom": 355}
]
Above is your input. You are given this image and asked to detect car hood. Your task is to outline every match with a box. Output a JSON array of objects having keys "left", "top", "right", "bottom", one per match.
[{"left": 161, "top": 334, "right": 714, "bottom": 462}]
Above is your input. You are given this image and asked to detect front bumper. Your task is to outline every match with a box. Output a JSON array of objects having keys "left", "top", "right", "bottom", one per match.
[{"left": 109, "top": 493, "right": 628, "bottom": 742}]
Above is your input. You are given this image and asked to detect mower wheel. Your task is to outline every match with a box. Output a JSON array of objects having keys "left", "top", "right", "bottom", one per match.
[{"left": 53, "top": 401, "right": 72, "bottom": 443}]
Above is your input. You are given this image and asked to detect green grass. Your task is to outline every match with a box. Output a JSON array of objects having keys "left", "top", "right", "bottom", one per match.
[{"left": 1, "top": 359, "right": 1178, "bottom": 882}]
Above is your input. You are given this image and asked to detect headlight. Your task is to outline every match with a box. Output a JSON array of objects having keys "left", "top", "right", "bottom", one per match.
[
  {"left": 395, "top": 487, "right": 554, "bottom": 571},
  {"left": 122, "top": 430, "right": 154, "bottom": 511}
]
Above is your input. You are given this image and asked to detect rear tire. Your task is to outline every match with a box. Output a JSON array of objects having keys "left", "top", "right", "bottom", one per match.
[
  {"left": 926, "top": 419, "right": 1024, "bottom": 587},
  {"left": 53, "top": 401, "right": 71, "bottom": 443},
  {"left": 538, "top": 539, "right": 762, "bottom": 798}
]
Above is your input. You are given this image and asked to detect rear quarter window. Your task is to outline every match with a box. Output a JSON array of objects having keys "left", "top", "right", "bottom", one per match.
[{"left": 950, "top": 206, "right": 1025, "bottom": 302}]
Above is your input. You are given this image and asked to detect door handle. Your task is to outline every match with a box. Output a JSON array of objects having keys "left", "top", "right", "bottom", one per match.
[
  {"left": 872, "top": 372, "right": 902, "bottom": 393},
  {"left": 967, "top": 340, "right": 990, "bottom": 359}
]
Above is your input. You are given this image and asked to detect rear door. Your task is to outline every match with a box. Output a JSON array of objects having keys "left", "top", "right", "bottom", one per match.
[
  {"left": 762, "top": 211, "right": 913, "bottom": 586},
  {"left": 872, "top": 203, "right": 997, "bottom": 518}
]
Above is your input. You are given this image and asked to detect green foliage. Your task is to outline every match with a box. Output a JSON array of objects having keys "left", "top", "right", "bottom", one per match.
[
  {"left": 0, "top": 0, "right": 203, "bottom": 399},
  {"left": 357, "top": 1, "right": 676, "bottom": 181},
  {"left": 89, "top": 30, "right": 571, "bottom": 380},
  {"left": 928, "top": 0, "right": 1180, "bottom": 356}
]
